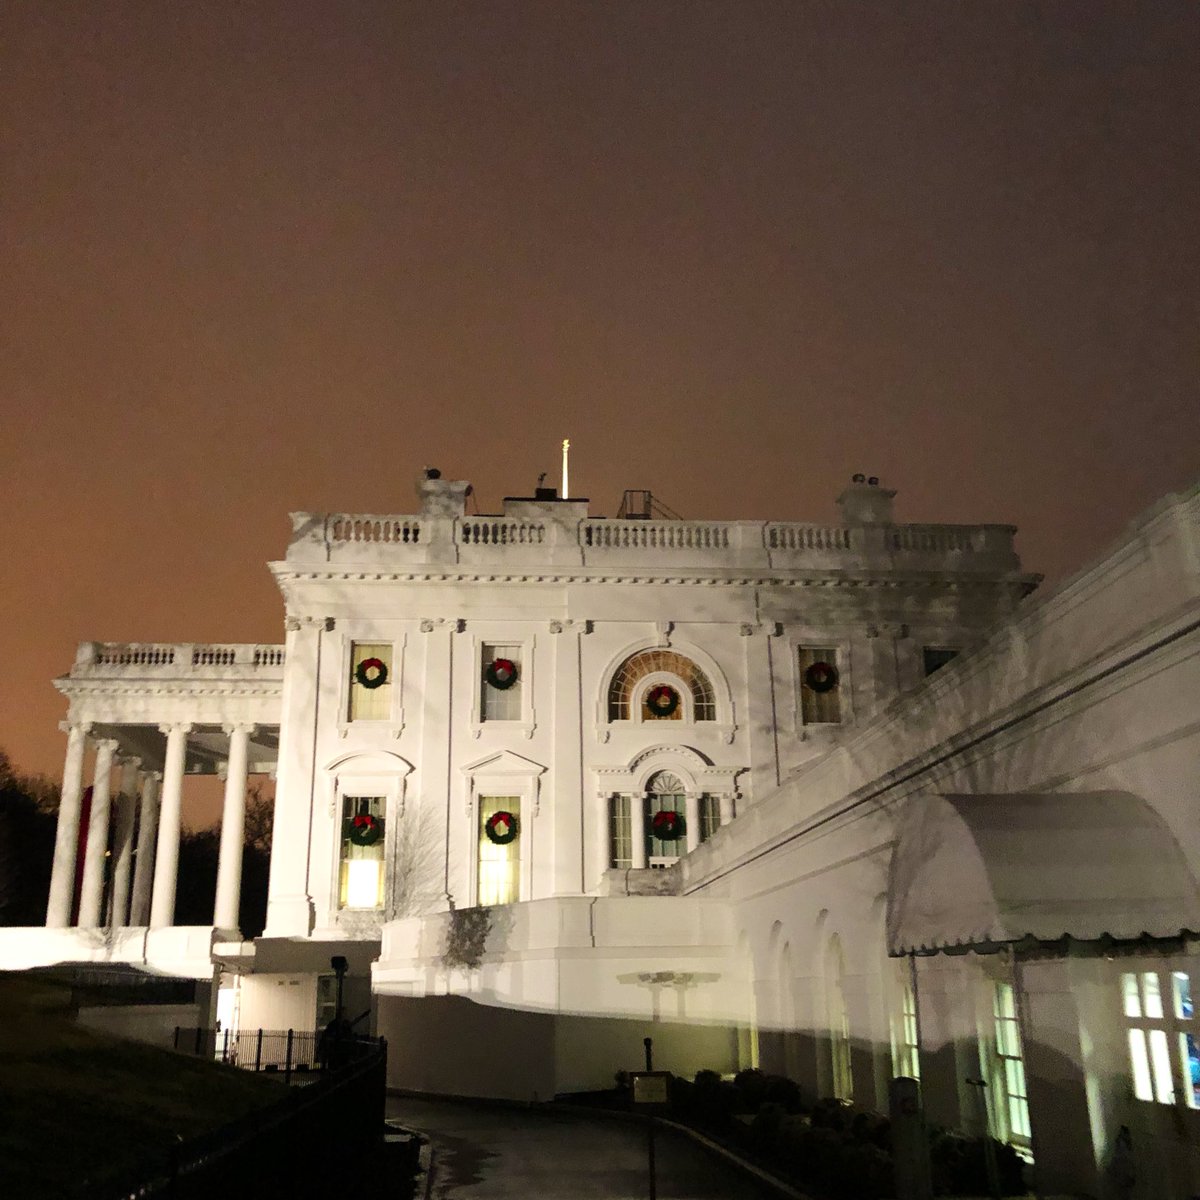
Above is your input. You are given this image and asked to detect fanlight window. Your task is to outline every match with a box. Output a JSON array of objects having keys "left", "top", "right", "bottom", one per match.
[{"left": 608, "top": 650, "right": 716, "bottom": 721}]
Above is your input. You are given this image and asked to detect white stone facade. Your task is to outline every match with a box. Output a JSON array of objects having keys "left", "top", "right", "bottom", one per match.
[{"left": 9, "top": 471, "right": 1200, "bottom": 1198}]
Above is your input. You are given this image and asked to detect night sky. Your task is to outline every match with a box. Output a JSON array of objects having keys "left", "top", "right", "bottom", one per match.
[{"left": 3, "top": 2, "right": 1197, "bottom": 824}]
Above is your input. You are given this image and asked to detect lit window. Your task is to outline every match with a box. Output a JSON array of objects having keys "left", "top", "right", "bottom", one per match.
[
  {"left": 1122, "top": 969, "right": 1199, "bottom": 1109},
  {"left": 338, "top": 796, "right": 385, "bottom": 910},
  {"left": 477, "top": 796, "right": 520, "bottom": 905},
  {"left": 607, "top": 650, "right": 716, "bottom": 722},
  {"left": 890, "top": 967, "right": 920, "bottom": 1081},
  {"left": 348, "top": 642, "right": 393, "bottom": 721},
  {"left": 480, "top": 644, "right": 523, "bottom": 721},
  {"left": 798, "top": 647, "right": 842, "bottom": 724},
  {"left": 992, "top": 982, "right": 1031, "bottom": 1146},
  {"left": 827, "top": 934, "right": 854, "bottom": 1100},
  {"left": 609, "top": 795, "right": 633, "bottom": 869}
]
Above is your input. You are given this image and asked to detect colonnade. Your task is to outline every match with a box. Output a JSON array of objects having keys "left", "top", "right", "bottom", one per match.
[{"left": 45, "top": 721, "right": 261, "bottom": 935}]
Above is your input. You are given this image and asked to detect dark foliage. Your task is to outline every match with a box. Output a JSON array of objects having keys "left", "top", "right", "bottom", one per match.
[{"left": 0, "top": 751, "right": 58, "bottom": 926}]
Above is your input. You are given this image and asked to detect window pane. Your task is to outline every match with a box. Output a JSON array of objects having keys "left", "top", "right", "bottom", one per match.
[
  {"left": 1128, "top": 1029, "right": 1154, "bottom": 1101},
  {"left": 338, "top": 795, "right": 385, "bottom": 909},
  {"left": 481, "top": 644, "right": 522, "bottom": 721},
  {"left": 798, "top": 646, "right": 841, "bottom": 724},
  {"left": 478, "top": 796, "right": 520, "bottom": 905},
  {"left": 609, "top": 795, "right": 632, "bottom": 869},
  {"left": 1122, "top": 972, "right": 1142, "bottom": 1019},
  {"left": 1143, "top": 972, "right": 1164, "bottom": 1019},
  {"left": 698, "top": 794, "right": 720, "bottom": 842},
  {"left": 1180, "top": 1033, "right": 1200, "bottom": 1110},
  {"left": 645, "top": 792, "right": 685, "bottom": 861},
  {"left": 1174, "top": 972, "right": 1194, "bottom": 1020},
  {"left": 348, "top": 642, "right": 392, "bottom": 721},
  {"left": 1149, "top": 1029, "right": 1174, "bottom": 1104}
]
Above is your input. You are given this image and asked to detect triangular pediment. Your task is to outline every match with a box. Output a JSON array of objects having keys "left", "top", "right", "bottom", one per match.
[{"left": 460, "top": 749, "right": 546, "bottom": 778}]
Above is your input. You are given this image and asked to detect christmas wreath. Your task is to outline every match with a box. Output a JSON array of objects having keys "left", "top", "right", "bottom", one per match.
[
  {"left": 485, "top": 658, "right": 519, "bottom": 690},
  {"left": 651, "top": 809, "right": 685, "bottom": 842},
  {"left": 347, "top": 812, "right": 383, "bottom": 846},
  {"left": 645, "top": 684, "right": 680, "bottom": 718},
  {"left": 485, "top": 810, "right": 519, "bottom": 845},
  {"left": 803, "top": 661, "right": 839, "bottom": 693},
  {"left": 355, "top": 657, "right": 389, "bottom": 689}
]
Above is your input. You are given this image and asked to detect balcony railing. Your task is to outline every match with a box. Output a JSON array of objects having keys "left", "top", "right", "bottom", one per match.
[
  {"left": 74, "top": 643, "right": 286, "bottom": 675},
  {"left": 285, "top": 512, "right": 1021, "bottom": 573}
]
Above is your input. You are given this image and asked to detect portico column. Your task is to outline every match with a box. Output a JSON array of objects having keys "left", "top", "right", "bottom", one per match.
[
  {"left": 213, "top": 723, "right": 254, "bottom": 935},
  {"left": 78, "top": 738, "right": 119, "bottom": 927},
  {"left": 110, "top": 757, "right": 140, "bottom": 927},
  {"left": 630, "top": 795, "right": 648, "bottom": 869},
  {"left": 129, "top": 771, "right": 161, "bottom": 926},
  {"left": 684, "top": 792, "right": 701, "bottom": 854},
  {"left": 46, "top": 721, "right": 91, "bottom": 927},
  {"left": 150, "top": 723, "right": 191, "bottom": 929}
]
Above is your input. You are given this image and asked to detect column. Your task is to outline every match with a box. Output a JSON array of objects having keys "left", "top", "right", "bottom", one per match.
[
  {"left": 77, "top": 738, "right": 119, "bottom": 927},
  {"left": 109, "top": 756, "right": 140, "bottom": 927},
  {"left": 213, "top": 723, "right": 253, "bottom": 935},
  {"left": 630, "top": 796, "right": 648, "bottom": 869},
  {"left": 46, "top": 721, "right": 90, "bottom": 927},
  {"left": 718, "top": 792, "right": 735, "bottom": 825},
  {"left": 129, "top": 772, "right": 161, "bottom": 926},
  {"left": 684, "top": 792, "right": 701, "bottom": 854},
  {"left": 150, "top": 723, "right": 191, "bottom": 929}
]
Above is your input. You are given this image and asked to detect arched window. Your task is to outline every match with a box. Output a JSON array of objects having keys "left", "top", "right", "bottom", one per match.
[
  {"left": 607, "top": 649, "right": 716, "bottom": 721},
  {"left": 608, "top": 770, "right": 722, "bottom": 868}
]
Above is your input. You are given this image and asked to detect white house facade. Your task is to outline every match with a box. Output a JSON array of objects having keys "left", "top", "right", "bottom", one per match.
[{"left": 7, "top": 471, "right": 1199, "bottom": 1199}]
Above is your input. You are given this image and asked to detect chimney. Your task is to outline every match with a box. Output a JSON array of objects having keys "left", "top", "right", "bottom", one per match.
[
  {"left": 836, "top": 474, "right": 896, "bottom": 525},
  {"left": 416, "top": 468, "right": 472, "bottom": 518}
]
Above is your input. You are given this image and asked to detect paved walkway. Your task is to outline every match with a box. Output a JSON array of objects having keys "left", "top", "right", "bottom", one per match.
[{"left": 387, "top": 1095, "right": 780, "bottom": 1199}]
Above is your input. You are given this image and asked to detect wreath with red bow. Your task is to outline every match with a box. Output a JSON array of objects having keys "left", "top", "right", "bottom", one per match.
[
  {"left": 347, "top": 812, "right": 383, "bottom": 846},
  {"left": 354, "top": 657, "right": 389, "bottom": 690},
  {"left": 485, "top": 658, "right": 519, "bottom": 690},
  {"left": 803, "top": 661, "right": 838, "bottom": 693},
  {"left": 645, "top": 684, "right": 680, "bottom": 718},
  {"left": 485, "top": 810, "right": 519, "bottom": 845},
  {"left": 651, "top": 809, "right": 685, "bottom": 842}
]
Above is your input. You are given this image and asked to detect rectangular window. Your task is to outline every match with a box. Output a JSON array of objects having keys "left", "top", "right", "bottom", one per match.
[
  {"left": 891, "top": 973, "right": 921, "bottom": 1081},
  {"left": 348, "top": 642, "right": 393, "bottom": 721},
  {"left": 480, "top": 644, "right": 523, "bottom": 721},
  {"left": 609, "top": 795, "right": 633, "bottom": 868},
  {"left": 478, "top": 796, "right": 520, "bottom": 905},
  {"left": 798, "top": 646, "right": 841, "bottom": 724},
  {"left": 338, "top": 795, "right": 385, "bottom": 910},
  {"left": 316, "top": 975, "right": 338, "bottom": 1029},
  {"left": 992, "top": 982, "right": 1031, "bottom": 1145},
  {"left": 1122, "top": 968, "right": 1198, "bottom": 1109},
  {"left": 698, "top": 794, "right": 721, "bottom": 843},
  {"left": 923, "top": 647, "right": 960, "bottom": 676},
  {"left": 645, "top": 792, "right": 685, "bottom": 864}
]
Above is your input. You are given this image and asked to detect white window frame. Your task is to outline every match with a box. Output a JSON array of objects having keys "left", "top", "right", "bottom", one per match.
[
  {"left": 790, "top": 636, "right": 853, "bottom": 735},
  {"left": 462, "top": 751, "right": 544, "bottom": 906},
  {"left": 337, "top": 635, "right": 407, "bottom": 738},
  {"left": 469, "top": 634, "right": 536, "bottom": 740}
]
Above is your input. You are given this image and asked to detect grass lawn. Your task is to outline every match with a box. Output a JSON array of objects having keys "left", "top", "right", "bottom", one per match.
[{"left": 0, "top": 971, "right": 286, "bottom": 1197}]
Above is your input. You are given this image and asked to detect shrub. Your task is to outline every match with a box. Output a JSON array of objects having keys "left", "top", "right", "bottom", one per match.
[{"left": 733, "top": 1067, "right": 767, "bottom": 1111}]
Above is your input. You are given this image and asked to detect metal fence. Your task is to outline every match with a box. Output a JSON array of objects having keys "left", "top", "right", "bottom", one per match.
[
  {"left": 90, "top": 1036, "right": 387, "bottom": 1199},
  {"left": 173, "top": 1026, "right": 338, "bottom": 1078}
]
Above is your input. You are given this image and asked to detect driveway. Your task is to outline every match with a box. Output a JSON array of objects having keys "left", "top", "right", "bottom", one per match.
[{"left": 387, "top": 1094, "right": 781, "bottom": 1199}]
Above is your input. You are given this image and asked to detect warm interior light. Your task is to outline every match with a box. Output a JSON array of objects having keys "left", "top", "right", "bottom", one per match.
[{"left": 346, "top": 859, "right": 381, "bottom": 908}]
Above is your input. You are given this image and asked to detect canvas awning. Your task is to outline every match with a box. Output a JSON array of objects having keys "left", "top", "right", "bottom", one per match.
[{"left": 886, "top": 792, "right": 1200, "bottom": 956}]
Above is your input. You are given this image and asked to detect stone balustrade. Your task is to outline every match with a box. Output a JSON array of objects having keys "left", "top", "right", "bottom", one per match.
[
  {"left": 285, "top": 511, "right": 1021, "bottom": 574},
  {"left": 71, "top": 642, "right": 286, "bottom": 676}
]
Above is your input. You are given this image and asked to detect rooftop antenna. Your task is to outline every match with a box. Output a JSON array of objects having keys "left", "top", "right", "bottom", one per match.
[{"left": 561, "top": 438, "right": 570, "bottom": 499}]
